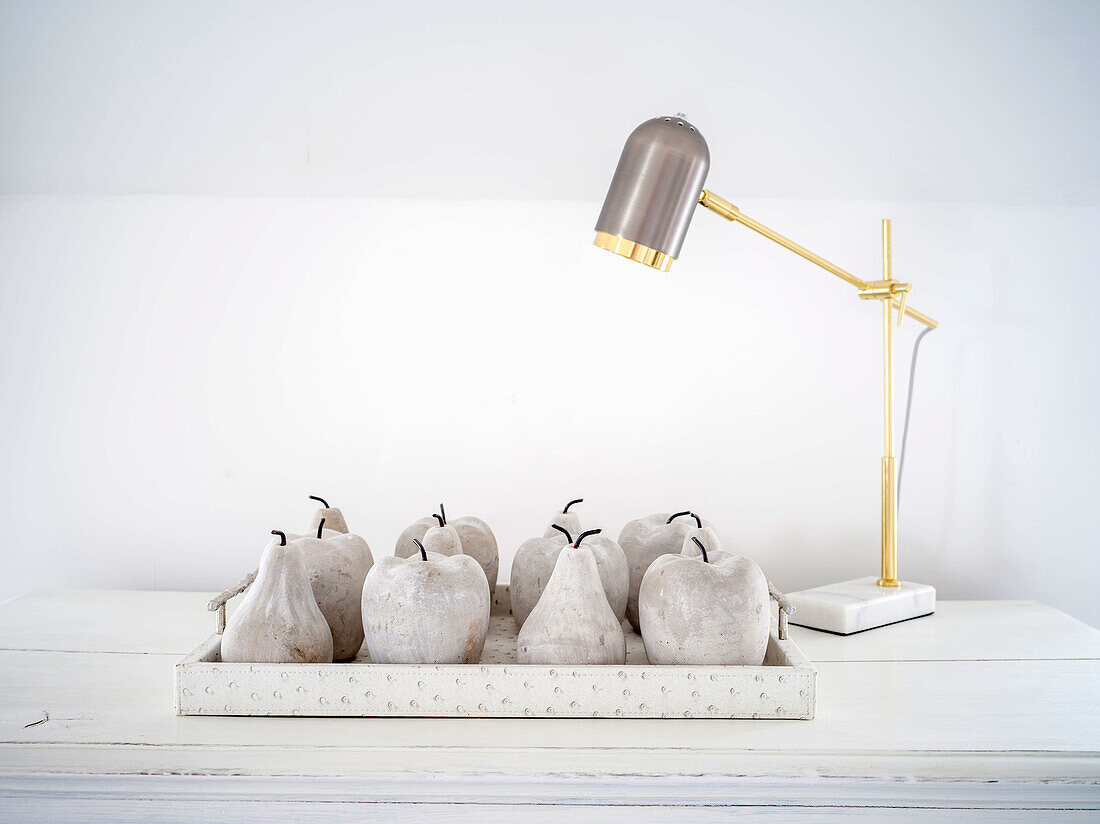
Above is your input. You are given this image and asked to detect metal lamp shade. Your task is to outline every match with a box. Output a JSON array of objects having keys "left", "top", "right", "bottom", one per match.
[{"left": 594, "top": 115, "right": 710, "bottom": 271}]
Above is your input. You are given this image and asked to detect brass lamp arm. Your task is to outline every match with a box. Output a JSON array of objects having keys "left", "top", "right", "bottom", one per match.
[
  {"left": 698, "top": 190, "right": 938, "bottom": 330},
  {"left": 696, "top": 188, "right": 939, "bottom": 589}
]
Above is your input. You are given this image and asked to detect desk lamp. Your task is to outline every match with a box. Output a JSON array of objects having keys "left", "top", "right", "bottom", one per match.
[{"left": 593, "top": 114, "right": 937, "bottom": 634}]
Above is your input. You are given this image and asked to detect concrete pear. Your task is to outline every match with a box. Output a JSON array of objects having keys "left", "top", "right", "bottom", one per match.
[
  {"left": 306, "top": 494, "right": 349, "bottom": 534},
  {"left": 541, "top": 498, "right": 584, "bottom": 538},
  {"left": 618, "top": 511, "right": 712, "bottom": 632},
  {"left": 638, "top": 536, "right": 770, "bottom": 666},
  {"left": 421, "top": 512, "right": 463, "bottom": 556},
  {"left": 291, "top": 517, "right": 374, "bottom": 660},
  {"left": 516, "top": 530, "right": 626, "bottom": 666},
  {"left": 221, "top": 530, "right": 333, "bottom": 664},
  {"left": 510, "top": 523, "right": 629, "bottom": 630},
  {"left": 395, "top": 504, "right": 498, "bottom": 596},
  {"left": 679, "top": 524, "right": 725, "bottom": 562},
  {"left": 363, "top": 538, "right": 490, "bottom": 664}
]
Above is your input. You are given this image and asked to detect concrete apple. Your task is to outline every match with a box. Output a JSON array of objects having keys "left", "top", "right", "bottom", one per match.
[
  {"left": 362, "top": 537, "right": 490, "bottom": 664},
  {"left": 618, "top": 511, "right": 711, "bottom": 632},
  {"left": 638, "top": 536, "right": 770, "bottom": 666},
  {"left": 291, "top": 518, "right": 374, "bottom": 660},
  {"left": 509, "top": 528, "right": 569, "bottom": 631}
]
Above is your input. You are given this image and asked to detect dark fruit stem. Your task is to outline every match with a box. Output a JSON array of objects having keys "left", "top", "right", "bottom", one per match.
[
  {"left": 413, "top": 538, "right": 427, "bottom": 561},
  {"left": 692, "top": 536, "right": 710, "bottom": 563},
  {"left": 309, "top": 495, "right": 330, "bottom": 508},
  {"left": 438, "top": 503, "right": 447, "bottom": 525},
  {"left": 316, "top": 518, "right": 325, "bottom": 539},
  {"left": 667, "top": 511, "right": 703, "bottom": 528},
  {"left": 573, "top": 528, "right": 602, "bottom": 548},
  {"left": 271, "top": 530, "right": 286, "bottom": 546},
  {"left": 550, "top": 523, "right": 573, "bottom": 544},
  {"left": 431, "top": 513, "right": 445, "bottom": 528},
  {"left": 563, "top": 498, "right": 583, "bottom": 513}
]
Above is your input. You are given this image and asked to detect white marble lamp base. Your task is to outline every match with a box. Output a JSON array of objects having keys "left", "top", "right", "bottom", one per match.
[{"left": 787, "top": 577, "right": 935, "bottom": 635}]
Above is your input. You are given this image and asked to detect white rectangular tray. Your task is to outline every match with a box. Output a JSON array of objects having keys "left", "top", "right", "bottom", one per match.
[{"left": 176, "top": 584, "right": 816, "bottom": 719}]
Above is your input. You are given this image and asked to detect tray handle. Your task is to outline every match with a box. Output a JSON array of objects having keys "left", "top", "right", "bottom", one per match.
[
  {"left": 206, "top": 569, "right": 257, "bottom": 633},
  {"left": 768, "top": 581, "right": 795, "bottom": 640}
]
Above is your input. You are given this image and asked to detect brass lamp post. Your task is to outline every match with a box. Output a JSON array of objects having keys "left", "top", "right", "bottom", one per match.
[{"left": 593, "top": 114, "right": 937, "bottom": 634}]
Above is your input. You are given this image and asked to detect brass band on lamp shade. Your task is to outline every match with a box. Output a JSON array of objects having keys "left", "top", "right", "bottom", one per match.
[
  {"left": 594, "top": 115, "right": 710, "bottom": 263},
  {"left": 593, "top": 230, "right": 674, "bottom": 272}
]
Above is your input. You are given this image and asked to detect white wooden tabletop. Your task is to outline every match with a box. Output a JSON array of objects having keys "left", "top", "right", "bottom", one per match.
[{"left": 1, "top": 589, "right": 1097, "bottom": 822}]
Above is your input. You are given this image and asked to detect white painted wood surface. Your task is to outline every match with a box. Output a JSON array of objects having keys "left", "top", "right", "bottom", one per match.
[{"left": 0, "top": 590, "right": 1098, "bottom": 821}]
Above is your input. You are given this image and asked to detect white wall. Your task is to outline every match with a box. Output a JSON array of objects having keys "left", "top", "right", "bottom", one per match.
[
  {"left": 2, "top": 0, "right": 1097, "bottom": 204},
  {"left": 1, "top": 1, "right": 1098, "bottom": 625}
]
